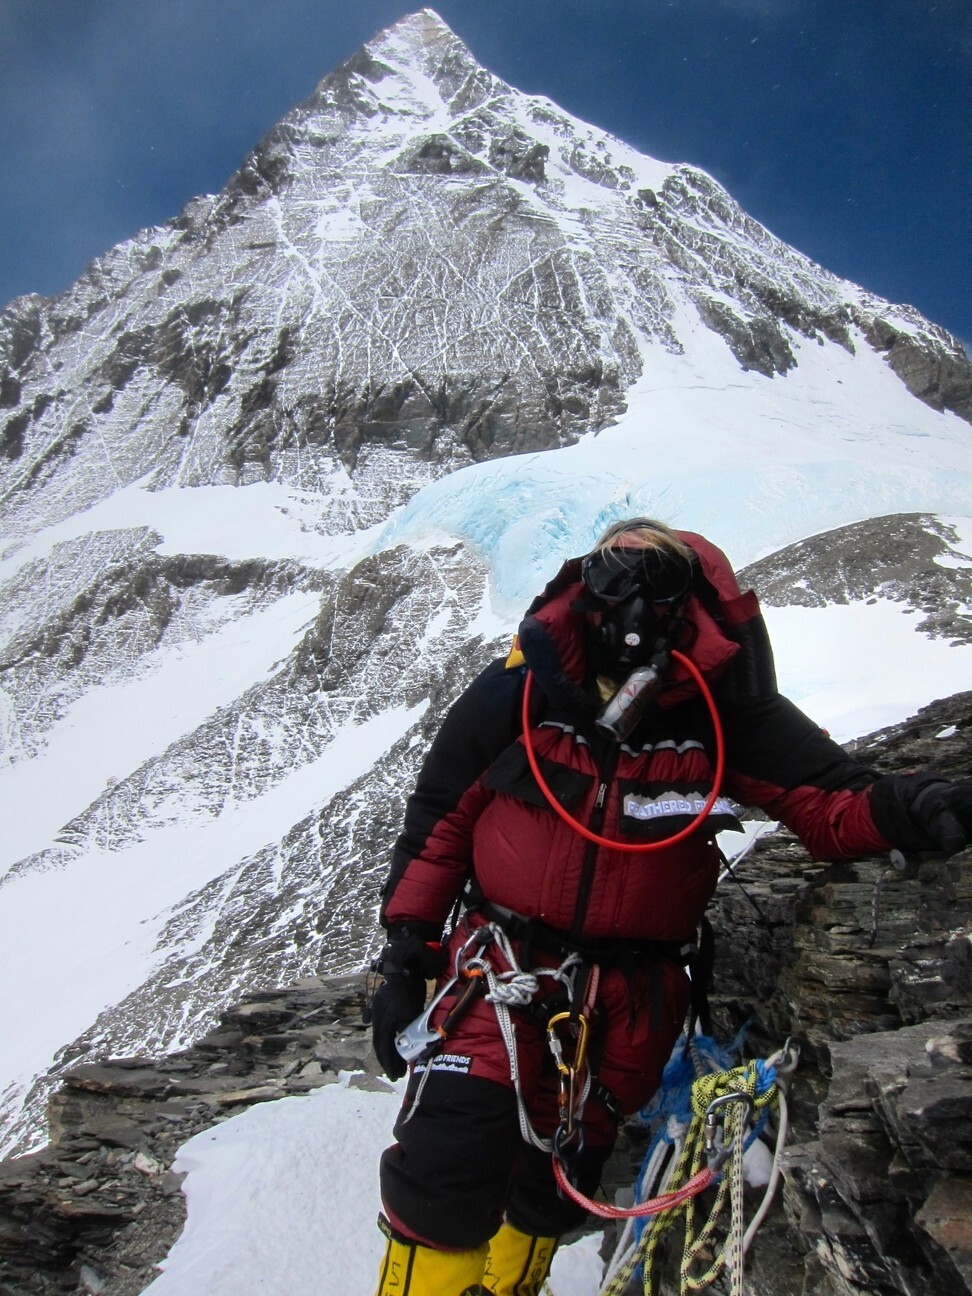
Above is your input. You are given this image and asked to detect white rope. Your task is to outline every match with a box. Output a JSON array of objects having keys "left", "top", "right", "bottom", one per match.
[
  {"left": 727, "top": 1103, "right": 748, "bottom": 1296},
  {"left": 600, "top": 1038, "right": 798, "bottom": 1295},
  {"left": 741, "top": 1056, "right": 792, "bottom": 1253},
  {"left": 601, "top": 1119, "right": 687, "bottom": 1286},
  {"left": 462, "top": 924, "right": 584, "bottom": 1152},
  {"left": 399, "top": 1054, "right": 433, "bottom": 1125},
  {"left": 403, "top": 923, "right": 586, "bottom": 1153}
]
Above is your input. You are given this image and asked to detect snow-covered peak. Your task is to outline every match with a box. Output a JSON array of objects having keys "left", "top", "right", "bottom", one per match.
[{"left": 365, "top": 7, "right": 476, "bottom": 84}]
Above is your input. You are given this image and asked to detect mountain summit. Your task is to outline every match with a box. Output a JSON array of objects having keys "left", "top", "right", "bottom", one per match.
[
  {"left": 0, "top": 10, "right": 970, "bottom": 1155},
  {"left": 1, "top": 9, "right": 969, "bottom": 536}
]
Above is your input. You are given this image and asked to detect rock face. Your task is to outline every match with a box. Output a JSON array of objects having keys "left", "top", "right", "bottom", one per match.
[
  {"left": 704, "top": 688, "right": 972, "bottom": 1296},
  {"left": 743, "top": 512, "right": 972, "bottom": 645},
  {"left": 0, "top": 976, "right": 384, "bottom": 1296},
  {"left": 1, "top": 691, "right": 970, "bottom": 1296}
]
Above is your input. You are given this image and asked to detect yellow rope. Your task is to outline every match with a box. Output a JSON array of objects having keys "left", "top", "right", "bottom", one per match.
[{"left": 598, "top": 1063, "right": 778, "bottom": 1296}]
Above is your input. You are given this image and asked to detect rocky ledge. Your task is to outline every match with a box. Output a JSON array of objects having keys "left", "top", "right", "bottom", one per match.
[
  {"left": 0, "top": 691, "right": 970, "bottom": 1296},
  {"left": 0, "top": 977, "right": 387, "bottom": 1295},
  {"left": 705, "top": 688, "right": 972, "bottom": 1296}
]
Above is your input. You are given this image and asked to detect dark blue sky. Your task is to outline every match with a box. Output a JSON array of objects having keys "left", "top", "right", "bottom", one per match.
[{"left": 1, "top": 0, "right": 969, "bottom": 349}]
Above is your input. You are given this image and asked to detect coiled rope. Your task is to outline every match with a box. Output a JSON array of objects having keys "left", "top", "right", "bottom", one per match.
[{"left": 592, "top": 1040, "right": 798, "bottom": 1296}]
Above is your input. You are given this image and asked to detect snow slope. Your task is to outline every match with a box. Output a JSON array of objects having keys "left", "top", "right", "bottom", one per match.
[
  {"left": 380, "top": 321, "right": 972, "bottom": 611},
  {"left": 143, "top": 1074, "right": 604, "bottom": 1296}
]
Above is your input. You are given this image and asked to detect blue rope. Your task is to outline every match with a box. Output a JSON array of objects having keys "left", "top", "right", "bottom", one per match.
[{"left": 629, "top": 1029, "right": 775, "bottom": 1248}]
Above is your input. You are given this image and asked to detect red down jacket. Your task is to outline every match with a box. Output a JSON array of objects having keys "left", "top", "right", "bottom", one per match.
[{"left": 381, "top": 533, "right": 892, "bottom": 945}]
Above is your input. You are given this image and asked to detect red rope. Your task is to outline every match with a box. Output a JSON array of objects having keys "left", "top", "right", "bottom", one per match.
[
  {"left": 520, "top": 649, "right": 726, "bottom": 854},
  {"left": 552, "top": 1156, "right": 715, "bottom": 1218}
]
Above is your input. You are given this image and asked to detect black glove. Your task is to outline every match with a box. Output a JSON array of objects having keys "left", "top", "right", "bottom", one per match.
[
  {"left": 909, "top": 779, "right": 972, "bottom": 855},
  {"left": 369, "top": 926, "right": 445, "bottom": 1081},
  {"left": 371, "top": 977, "right": 425, "bottom": 1081},
  {"left": 870, "top": 772, "right": 972, "bottom": 856}
]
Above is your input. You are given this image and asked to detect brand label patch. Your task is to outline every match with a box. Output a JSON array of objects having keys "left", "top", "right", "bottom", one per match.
[
  {"left": 414, "top": 1053, "right": 473, "bottom": 1075},
  {"left": 623, "top": 792, "right": 736, "bottom": 821}
]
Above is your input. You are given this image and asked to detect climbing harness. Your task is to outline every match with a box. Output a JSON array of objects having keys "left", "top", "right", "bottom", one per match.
[
  {"left": 520, "top": 648, "right": 726, "bottom": 854},
  {"left": 400, "top": 922, "right": 588, "bottom": 1151},
  {"left": 592, "top": 1035, "right": 800, "bottom": 1296},
  {"left": 395, "top": 928, "right": 797, "bottom": 1296}
]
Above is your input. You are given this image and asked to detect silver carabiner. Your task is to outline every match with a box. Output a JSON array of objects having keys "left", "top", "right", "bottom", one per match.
[{"left": 703, "top": 1091, "right": 755, "bottom": 1171}]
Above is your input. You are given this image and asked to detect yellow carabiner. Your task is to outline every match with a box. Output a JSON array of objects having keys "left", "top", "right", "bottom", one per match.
[{"left": 546, "top": 1011, "right": 590, "bottom": 1075}]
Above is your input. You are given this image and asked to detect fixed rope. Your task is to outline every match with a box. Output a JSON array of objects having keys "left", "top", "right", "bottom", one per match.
[{"left": 593, "top": 1043, "right": 797, "bottom": 1296}]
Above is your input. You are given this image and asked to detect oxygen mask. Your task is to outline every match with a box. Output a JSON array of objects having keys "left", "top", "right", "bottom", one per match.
[{"left": 581, "top": 544, "right": 693, "bottom": 742}]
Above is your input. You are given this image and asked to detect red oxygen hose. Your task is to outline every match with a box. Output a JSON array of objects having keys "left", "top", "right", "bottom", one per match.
[{"left": 519, "top": 649, "right": 725, "bottom": 854}]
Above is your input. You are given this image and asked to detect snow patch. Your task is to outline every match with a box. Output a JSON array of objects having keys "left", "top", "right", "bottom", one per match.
[
  {"left": 0, "top": 701, "right": 426, "bottom": 1152},
  {"left": 763, "top": 599, "right": 972, "bottom": 742},
  {"left": 144, "top": 1076, "right": 607, "bottom": 1296}
]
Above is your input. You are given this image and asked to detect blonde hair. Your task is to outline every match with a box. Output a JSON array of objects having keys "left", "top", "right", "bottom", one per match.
[{"left": 592, "top": 517, "right": 695, "bottom": 563}]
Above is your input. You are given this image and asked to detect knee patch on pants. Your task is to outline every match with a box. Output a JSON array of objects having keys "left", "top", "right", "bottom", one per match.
[{"left": 380, "top": 1072, "right": 523, "bottom": 1249}]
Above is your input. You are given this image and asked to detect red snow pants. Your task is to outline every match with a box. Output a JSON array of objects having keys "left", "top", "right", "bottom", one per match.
[{"left": 378, "top": 917, "right": 691, "bottom": 1249}]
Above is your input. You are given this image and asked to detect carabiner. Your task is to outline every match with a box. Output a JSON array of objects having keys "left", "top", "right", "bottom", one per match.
[
  {"left": 553, "top": 1120, "right": 585, "bottom": 1164},
  {"left": 703, "top": 1090, "right": 755, "bottom": 1171},
  {"left": 546, "top": 1010, "right": 590, "bottom": 1075},
  {"left": 454, "top": 924, "right": 495, "bottom": 973}
]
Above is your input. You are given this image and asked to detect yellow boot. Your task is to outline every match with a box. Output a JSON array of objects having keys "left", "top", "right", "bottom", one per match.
[
  {"left": 483, "top": 1221, "right": 558, "bottom": 1296},
  {"left": 374, "top": 1223, "right": 488, "bottom": 1295}
]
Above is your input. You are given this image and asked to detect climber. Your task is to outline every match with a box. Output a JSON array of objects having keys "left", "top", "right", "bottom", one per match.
[{"left": 368, "top": 517, "right": 972, "bottom": 1296}]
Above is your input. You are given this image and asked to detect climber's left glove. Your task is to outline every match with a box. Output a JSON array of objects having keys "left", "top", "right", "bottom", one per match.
[
  {"left": 869, "top": 771, "right": 972, "bottom": 856},
  {"left": 369, "top": 925, "right": 445, "bottom": 1081}
]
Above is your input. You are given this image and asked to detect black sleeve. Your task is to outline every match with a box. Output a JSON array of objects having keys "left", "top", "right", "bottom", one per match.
[
  {"left": 379, "top": 658, "right": 524, "bottom": 924},
  {"left": 719, "top": 692, "right": 891, "bottom": 861},
  {"left": 721, "top": 691, "right": 878, "bottom": 794}
]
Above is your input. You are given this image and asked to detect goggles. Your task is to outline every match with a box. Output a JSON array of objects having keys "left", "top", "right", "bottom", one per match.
[{"left": 581, "top": 545, "right": 692, "bottom": 606}]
